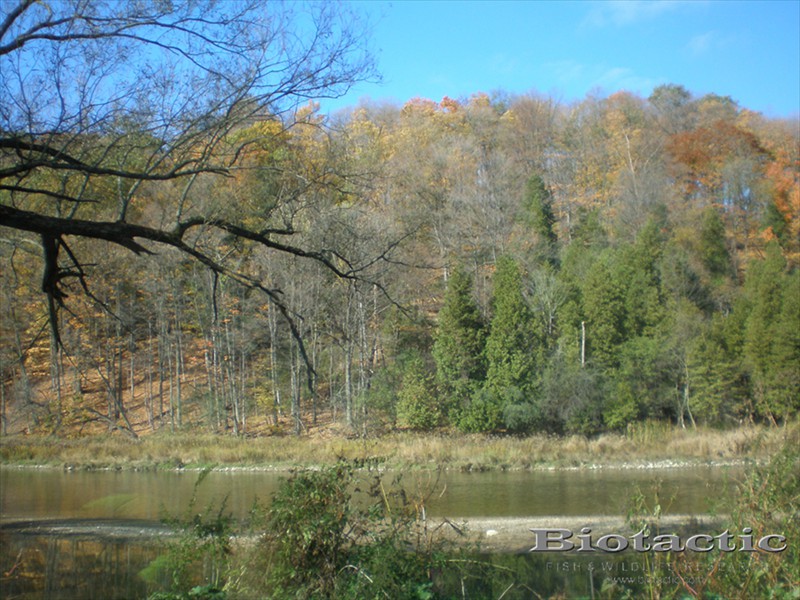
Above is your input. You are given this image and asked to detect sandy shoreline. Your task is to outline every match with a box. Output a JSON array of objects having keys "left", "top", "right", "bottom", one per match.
[
  {"left": 1, "top": 514, "right": 730, "bottom": 553},
  {"left": 0, "top": 456, "right": 756, "bottom": 473},
  {"left": 428, "top": 514, "right": 731, "bottom": 553}
]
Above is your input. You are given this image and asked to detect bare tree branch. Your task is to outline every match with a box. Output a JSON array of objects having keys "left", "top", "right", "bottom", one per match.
[{"left": 0, "top": 1, "right": 404, "bottom": 419}]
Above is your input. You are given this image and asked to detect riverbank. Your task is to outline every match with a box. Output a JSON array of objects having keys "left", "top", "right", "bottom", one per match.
[
  {"left": 0, "top": 514, "right": 731, "bottom": 554},
  {"left": 0, "top": 423, "right": 792, "bottom": 472}
]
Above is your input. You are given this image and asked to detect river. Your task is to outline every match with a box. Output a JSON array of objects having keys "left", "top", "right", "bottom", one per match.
[{"left": 0, "top": 464, "right": 744, "bottom": 598}]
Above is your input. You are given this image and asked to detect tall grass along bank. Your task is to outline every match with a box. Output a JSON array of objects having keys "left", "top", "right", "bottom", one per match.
[{"left": 0, "top": 423, "right": 792, "bottom": 472}]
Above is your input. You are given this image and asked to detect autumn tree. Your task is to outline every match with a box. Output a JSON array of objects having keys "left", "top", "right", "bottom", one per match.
[
  {"left": 2, "top": 20, "right": 797, "bottom": 442},
  {"left": 648, "top": 84, "right": 695, "bottom": 135},
  {"left": 387, "top": 97, "right": 465, "bottom": 280},
  {"left": 545, "top": 97, "right": 609, "bottom": 241},
  {"left": 502, "top": 94, "right": 560, "bottom": 185},
  {"left": 455, "top": 94, "right": 522, "bottom": 263},
  {"left": 756, "top": 116, "right": 800, "bottom": 260},
  {"left": 0, "top": 0, "right": 384, "bottom": 359},
  {"left": 666, "top": 118, "right": 769, "bottom": 252}
]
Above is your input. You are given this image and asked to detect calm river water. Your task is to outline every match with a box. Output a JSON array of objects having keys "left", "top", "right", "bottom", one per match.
[
  {"left": 0, "top": 464, "right": 744, "bottom": 599},
  {"left": 0, "top": 464, "right": 742, "bottom": 521}
]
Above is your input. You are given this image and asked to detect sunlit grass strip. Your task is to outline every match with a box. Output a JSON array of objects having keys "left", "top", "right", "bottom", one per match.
[{"left": 1, "top": 423, "right": 793, "bottom": 471}]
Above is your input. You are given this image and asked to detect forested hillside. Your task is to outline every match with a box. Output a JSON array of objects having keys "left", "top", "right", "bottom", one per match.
[{"left": 1, "top": 6, "right": 797, "bottom": 439}]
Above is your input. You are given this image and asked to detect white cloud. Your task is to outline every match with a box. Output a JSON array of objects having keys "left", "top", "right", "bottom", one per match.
[
  {"left": 592, "top": 66, "right": 662, "bottom": 94},
  {"left": 544, "top": 59, "right": 587, "bottom": 85},
  {"left": 688, "top": 31, "right": 715, "bottom": 55},
  {"left": 582, "top": 0, "right": 688, "bottom": 28},
  {"left": 686, "top": 30, "right": 734, "bottom": 56},
  {"left": 488, "top": 53, "right": 519, "bottom": 76},
  {"left": 545, "top": 60, "right": 661, "bottom": 96}
]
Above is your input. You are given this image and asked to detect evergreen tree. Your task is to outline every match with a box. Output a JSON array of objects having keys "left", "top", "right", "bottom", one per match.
[
  {"left": 483, "top": 256, "right": 541, "bottom": 431},
  {"left": 485, "top": 257, "right": 538, "bottom": 393},
  {"left": 395, "top": 357, "right": 441, "bottom": 431},
  {"left": 742, "top": 242, "right": 795, "bottom": 424},
  {"left": 619, "top": 218, "right": 666, "bottom": 337},
  {"left": 699, "top": 206, "right": 732, "bottom": 280},
  {"left": 608, "top": 334, "right": 670, "bottom": 428},
  {"left": 552, "top": 210, "right": 609, "bottom": 367},
  {"left": 432, "top": 267, "right": 486, "bottom": 419},
  {"left": 687, "top": 317, "right": 741, "bottom": 425},
  {"left": 581, "top": 252, "right": 627, "bottom": 369},
  {"left": 541, "top": 355, "right": 605, "bottom": 435},
  {"left": 765, "top": 270, "right": 800, "bottom": 420},
  {"left": 663, "top": 299, "right": 706, "bottom": 429},
  {"left": 660, "top": 240, "right": 713, "bottom": 313},
  {"left": 521, "top": 174, "right": 558, "bottom": 264},
  {"left": 603, "top": 219, "right": 671, "bottom": 427}
]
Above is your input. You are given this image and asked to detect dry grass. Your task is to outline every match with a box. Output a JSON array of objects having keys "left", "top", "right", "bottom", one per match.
[
  {"left": 4, "top": 334, "right": 795, "bottom": 472},
  {"left": 1, "top": 422, "right": 793, "bottom": 472},
  {"left": 3, "top": 362, "right": 793, "bottom": 471}
]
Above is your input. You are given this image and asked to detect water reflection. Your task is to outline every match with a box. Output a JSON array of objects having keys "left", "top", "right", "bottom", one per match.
[
  {"left": 1, "top": 465, "right": 741, "bottom": 522},
  {"left": 0, "top": 532, "right": 656, "bottom": 600},
  {"left": 424, "top": 467, "right": 740, "bottom": 517},
  {"left": 0, "top": 533, "right": 168, "bottom": 599}
]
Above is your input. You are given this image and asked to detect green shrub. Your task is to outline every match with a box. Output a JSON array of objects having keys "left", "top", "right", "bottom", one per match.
[
  {"left": 454, "top": 388, "right": 504, "bottom": 433},
  {"left": 230, "top": 460, "right": 454, "bottom": 599},
  {"left": 396, "top": 360, "right": 441, "bottom": 431}
]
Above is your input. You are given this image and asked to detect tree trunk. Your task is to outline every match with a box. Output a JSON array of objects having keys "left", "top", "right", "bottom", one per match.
[
  {"left": 49, "top": 330, "right": 63, "bottom": 431},
  {"left": 344, "top": 341, "right": 353, "bottom": 428},
  {"left": 580, "top": 321, "right": 586, "bottom": 368},
  {"left": 290, "top": 336, "right": 304, "bottom": 435},
  {"left": 268, "top": 304, "right": 281, "bottom": 425},
  {"left": 683, "top": 362, "right": 697, "bottom": 430},
  {"left": 146, "top": 322, "right": 155, "bottom": 431},
  {"left": 175, "top": 330, "right": 183, "bottom": 429},
  {"left": 0, "top": 378, "right": 7, "bottom": 436}
]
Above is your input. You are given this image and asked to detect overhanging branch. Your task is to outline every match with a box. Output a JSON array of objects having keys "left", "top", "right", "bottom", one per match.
[{"left": 0, "top": 203, "right": 403, "bottom": 393}]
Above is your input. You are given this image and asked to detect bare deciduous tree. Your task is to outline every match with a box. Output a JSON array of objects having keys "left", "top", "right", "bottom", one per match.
[{"left": 0, "top": 0, "right": 381, "bottom": 351}]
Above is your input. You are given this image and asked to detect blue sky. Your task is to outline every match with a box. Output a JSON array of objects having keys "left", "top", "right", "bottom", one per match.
[{"left": 321, "top": 0, "right": 800, "bottom": 118}]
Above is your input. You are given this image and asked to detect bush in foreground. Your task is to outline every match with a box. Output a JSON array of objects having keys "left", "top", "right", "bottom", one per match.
[{"left": 151, "top": 460, "right": 456, "bottom": 599}]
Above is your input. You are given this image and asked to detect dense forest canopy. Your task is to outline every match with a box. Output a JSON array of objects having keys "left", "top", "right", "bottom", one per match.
[{"left": 1, "top": 2, "right": 798, "bottom": 437}]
